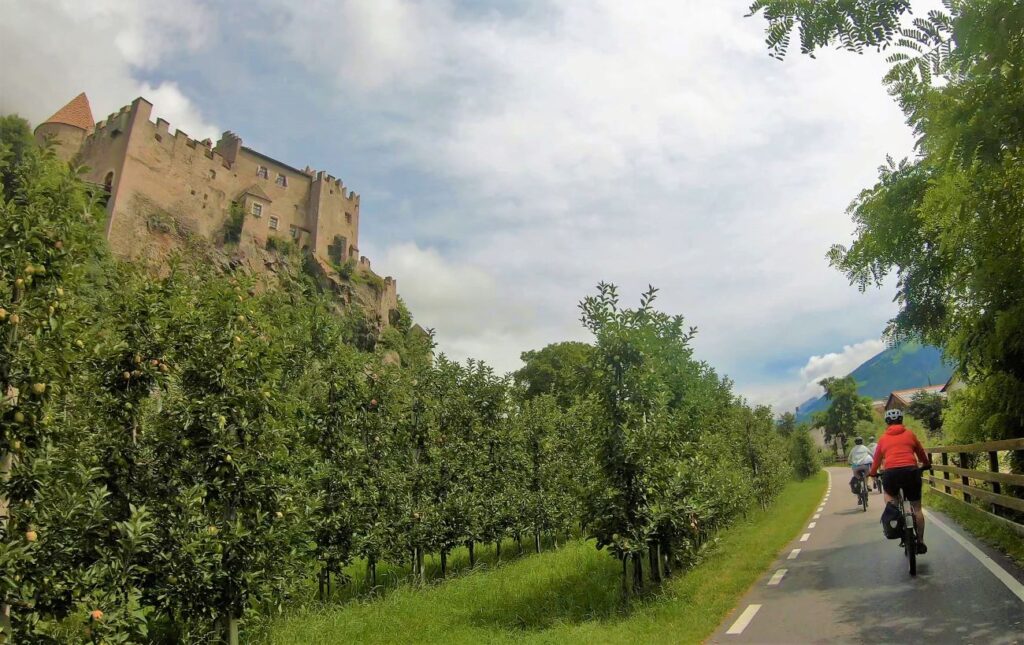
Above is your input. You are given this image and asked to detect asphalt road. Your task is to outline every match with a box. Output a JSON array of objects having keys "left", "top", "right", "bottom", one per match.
[{"left": 711, "top": 467, "right": 1024, "bottom": 644}]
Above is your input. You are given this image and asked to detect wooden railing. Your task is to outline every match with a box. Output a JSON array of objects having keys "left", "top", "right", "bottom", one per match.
[{"left": 924, "top": 438, "right": 1024, "bottom": 536}]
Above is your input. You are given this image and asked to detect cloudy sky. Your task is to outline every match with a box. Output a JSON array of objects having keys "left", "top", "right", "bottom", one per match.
[{"left": 0, "top": 0, "right": 922, "bottom": 411}]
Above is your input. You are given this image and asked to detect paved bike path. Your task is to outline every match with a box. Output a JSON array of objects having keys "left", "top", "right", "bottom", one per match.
[{"left": 710, "top": 467, "right": 1024, "bottom": 644}]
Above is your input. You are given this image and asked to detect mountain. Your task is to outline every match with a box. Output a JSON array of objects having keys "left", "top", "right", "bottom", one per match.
[{"left": 795, "top": 342, "right": 954, "bottom": 421}]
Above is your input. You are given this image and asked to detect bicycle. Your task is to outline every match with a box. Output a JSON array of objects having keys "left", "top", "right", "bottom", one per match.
[
  {"left": 856, "top": 470, "right": 869, "bottom": 512},
  {"left": 873, "top": 474, "right": 883, "bottom": 494},
  {"left": 887, "top": 466, "right": 929, "bottom": 576}
]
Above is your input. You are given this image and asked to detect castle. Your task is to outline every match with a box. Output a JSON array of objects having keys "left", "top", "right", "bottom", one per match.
[{"left": 34, "top": 92, "right": 398, "bottom": 325}]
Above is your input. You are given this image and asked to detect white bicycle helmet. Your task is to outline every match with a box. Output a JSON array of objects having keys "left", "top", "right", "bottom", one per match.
[{"left": 885, "top": 408, "right": 904, "bottom": 424}]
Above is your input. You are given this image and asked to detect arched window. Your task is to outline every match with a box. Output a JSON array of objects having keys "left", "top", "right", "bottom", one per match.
[{"left": 102, "top": 172, "right": 114, "bottom": 206}]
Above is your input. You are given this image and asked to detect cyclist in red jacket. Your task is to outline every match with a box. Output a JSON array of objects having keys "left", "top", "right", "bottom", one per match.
[{"left": 869, "top": 409, "right": 932, "bottom": 553}]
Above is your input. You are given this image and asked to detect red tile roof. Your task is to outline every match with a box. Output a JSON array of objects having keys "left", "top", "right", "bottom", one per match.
[{"left": 41, "top": 92, "right": 95, "bottom": 131}]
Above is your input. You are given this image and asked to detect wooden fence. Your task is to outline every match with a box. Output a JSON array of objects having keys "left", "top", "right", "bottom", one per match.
[{"left": 924, "top": 437, "right": 1024, "bottom": 537}]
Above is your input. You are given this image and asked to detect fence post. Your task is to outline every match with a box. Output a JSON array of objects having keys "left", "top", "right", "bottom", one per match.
[
  {"left": 959, "top": 452, "right": 972, "bottom": 504},
  {"left": 989, "top": 450, "right": 1001, "bottom": 516},
  {"left": 942, "top": 452, "right": 951, "bottom": 495},
  {"left": 927, "top": 451, "right": 935, "bottom": 489}
]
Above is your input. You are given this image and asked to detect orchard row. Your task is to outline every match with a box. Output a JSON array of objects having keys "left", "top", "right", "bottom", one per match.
[{"left": 1, "top": 119, "right": 801, "bottom": 643}]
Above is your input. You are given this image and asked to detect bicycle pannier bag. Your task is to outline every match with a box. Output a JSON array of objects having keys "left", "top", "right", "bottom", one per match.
[{"left": 880, "top": 501, "right": 902, "bottom": 540}]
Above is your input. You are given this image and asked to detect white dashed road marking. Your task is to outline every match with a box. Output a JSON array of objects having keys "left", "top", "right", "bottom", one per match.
[
  {"left": 800, "top": 533, "right": 810, "bottom": 542},
  {"left": 767, "top": 569, "right": 787, "bottom": 586},
  {"left": 813, "top": 514, "right": 821, "bottom": 519},
  {"left": 788, "top": 548, "right": 801, "bottom": 560},
  {"left": 808, "top": 522, "right": 816, "bottom": 529},
  {"left": 726, "top": 604, "right": 762, "bottom": 635}
]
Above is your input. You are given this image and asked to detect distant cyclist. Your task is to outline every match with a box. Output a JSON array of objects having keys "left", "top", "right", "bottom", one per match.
[
  {"left": 869, "top": 409, "right": 932, "bottom": 554},
  {"left": 848, "top": 437, "right": 873, "bottom": 496},
  {"left": 866, "top": 438, "right": 880, "bottom": 491}
]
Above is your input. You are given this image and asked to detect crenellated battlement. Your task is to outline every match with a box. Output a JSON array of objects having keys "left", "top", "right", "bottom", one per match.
[{"left": 312, "top": 170, "right": 359, "bottom": 201}]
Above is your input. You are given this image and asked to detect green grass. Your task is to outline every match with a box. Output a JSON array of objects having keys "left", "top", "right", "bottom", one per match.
[
  {"left": 924, "top": 487, "right": 1024, "bottom": 566},
  {"left": 261, "top": 471, "right": 826, "bottom": 644}
]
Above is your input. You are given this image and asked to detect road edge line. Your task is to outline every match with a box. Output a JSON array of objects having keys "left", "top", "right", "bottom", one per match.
[{"left": 926, "top": 511, "right": 1024, "bottom": 604}]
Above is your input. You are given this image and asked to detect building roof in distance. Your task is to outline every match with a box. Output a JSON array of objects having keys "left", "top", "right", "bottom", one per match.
[
  {"left": 40, "top": 92, "right": 95, "bottom": 132},
  {"left": 886, "top": 384, "right": 946, "bottom": 408}
]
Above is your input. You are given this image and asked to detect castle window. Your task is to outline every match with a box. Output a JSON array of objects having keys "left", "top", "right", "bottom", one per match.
[
  {"left": 345, "top": 212, "right": 352, "bottom": 225},
  {"left": 289, "top": 225, "right": 299, "bottom": 239},
  {"left": 102, "top": 172, "right": 114, "bottom": 207},
  {"left": 328, "top": 235, "right": 346, "bottom": 264},
  {"left": 269, "top": 216, "right": 279, "bottom": 230},
  {"left": 251, "top": 202, "right": 263, "bottom": 217},
  {"left": 257, "top": 165, "right": 268, "bottom": 179},
  {"left": 276, "top": 173, "right": 288, "bottom": 187}
]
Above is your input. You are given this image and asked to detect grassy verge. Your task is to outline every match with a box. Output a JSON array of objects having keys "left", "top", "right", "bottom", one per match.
[
  {"left": 262, "top": 471, "right": 826, "bottom": 644},
  {"left": 924, "top": 487, "right": 1024, "bottom": 567}
]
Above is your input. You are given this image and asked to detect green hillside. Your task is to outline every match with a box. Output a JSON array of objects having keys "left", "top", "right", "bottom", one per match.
[{"left": 796, "top": 342, "right": 953, "bottom": 421}]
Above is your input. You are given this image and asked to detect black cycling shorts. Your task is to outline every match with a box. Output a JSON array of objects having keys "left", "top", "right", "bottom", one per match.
[{"left": 882, "top": 466, "right": 923, "bottom": 502}]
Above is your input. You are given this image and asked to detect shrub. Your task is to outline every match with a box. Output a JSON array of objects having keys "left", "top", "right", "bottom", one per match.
[
  {"left": 335, "top": 258, "right": 356, "bottom": 280},
  {"left": 789, "top": 429, "right": 821, "bottom": 480},
  {"left": 223, "top": 202, "right": 245, "bottom": 244},
  {"left": 265, "top": 235, "right": 297, "bottom": 255}
]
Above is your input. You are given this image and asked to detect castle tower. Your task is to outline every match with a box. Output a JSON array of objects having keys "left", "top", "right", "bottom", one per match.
[{"left": 34, "top": 92, "right": 94, "bottom": 163}]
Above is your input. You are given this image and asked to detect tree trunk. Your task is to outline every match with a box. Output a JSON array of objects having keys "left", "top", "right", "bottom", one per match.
[
  {"left": 633, "top": 551, "right": 643, "bottom": 593},
  {"left": 1, "top": 451, "right": 10, "bottom": 638},
  {"left": 222, "top": 613, "right": 239, "bottom": 645},
  {"left": 495, "top": 540, "right": 501, "bottom": 561},
  {"left": 621, "top": 554, "right": 629, "bottom": 601},
  {"left": 534, "top": 530, "right": 541, "bottom": 554},
  {"left": 467, "top": 540, "right": 475, "bottom": 567},
  {"left": 367, "top": 557, "right": 377, "bottom": 589},
  {"left": 440, "top": 549, "right": 448, "bottom": 577},
  {"left": 516, "top": 534, "right": 522, "bottom": 554},
  {"left": 648, "top": 546, "right": 661, "bottom": 584},
  {"left": 222, "top": 504, "right": 238, "bottom": 644}
]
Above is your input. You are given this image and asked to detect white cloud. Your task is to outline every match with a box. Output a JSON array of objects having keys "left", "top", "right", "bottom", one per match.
[
  {"left": 373, "top": 242, "right": 571, "bottom": 373},
  {"left": 800, "top": 340, "right": 887, "bottom": 385},
  {"left": 137, "top": 82, "right": 219, "bottom": 142},
  {"left": 0, "top": 0, "right": 217, "bottom": 139},
  {"left": 3, "top": 0, "right": 922, "bottom": 404},
  {"left": 275, "top": 0, "right": 451, "bottom": 94},
  {"left": 276, "top": 0, "right": 914, "bottom": 391},
  {"left": 746, "top": 338, "right": 887, "bottom": 413}
]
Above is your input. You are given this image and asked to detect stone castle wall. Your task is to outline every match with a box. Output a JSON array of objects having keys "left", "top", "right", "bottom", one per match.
[
  {"left": 50, "top": 95, "right": 398, "bottom": 330},
  {"left": 77, "top": 98, "right": 362, "bottom": 263}
]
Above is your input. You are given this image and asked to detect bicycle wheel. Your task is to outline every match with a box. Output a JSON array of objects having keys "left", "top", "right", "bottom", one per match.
[
  {"left": 906, "top": 522, "right": 917, "bottom": 576},
  {"left": 861, "top": 489, "right": 868, "bottom": 511}
]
